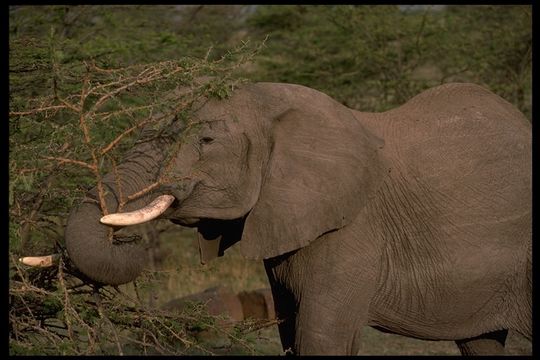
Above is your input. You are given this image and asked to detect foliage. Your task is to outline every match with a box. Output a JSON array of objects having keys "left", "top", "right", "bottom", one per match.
[
  {"left": 9, "top": 254, "right": 277, "bottom": 355},
  {"left": 247, "top": 5, "right": 531, "bottom": 118},
  {"left": 10, "top": 6, "right": 262, "bottom": 253},
  {"left": 9, "top": 5, "right": 268, "bottom": 355},
  {"left": 439, "top": 6, "right": 531, "bottom": 117}
]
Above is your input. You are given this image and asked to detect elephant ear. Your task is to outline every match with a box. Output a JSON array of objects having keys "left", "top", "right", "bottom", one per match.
[
  {"left": 197, "top": 231, "right": 221, "bottom": 264},
  {"left": 238, "top": 107, "right": 385, "bottom": 260}
]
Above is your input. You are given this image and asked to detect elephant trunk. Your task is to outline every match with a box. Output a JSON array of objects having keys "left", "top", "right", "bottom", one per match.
[
  {"left": 65, "top": 137, "right": 173, "bottom": 285},
  {"left": 65, "top": 199, "right": 147, "bottom": 285}
]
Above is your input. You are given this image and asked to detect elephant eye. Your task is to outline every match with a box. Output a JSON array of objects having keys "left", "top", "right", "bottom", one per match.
[{"left": 199, "top": 136, "right": 215, "bottom": 145}]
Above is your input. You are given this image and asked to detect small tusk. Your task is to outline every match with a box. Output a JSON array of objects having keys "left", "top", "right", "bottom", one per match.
[
  {"left": 100, "top": 194, "right": 175, "bottom": 226},
  {"left": 19, "top": 254, "right": 59, "bottom": 268}
]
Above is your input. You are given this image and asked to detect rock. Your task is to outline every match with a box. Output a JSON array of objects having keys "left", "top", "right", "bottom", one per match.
[
  {"left": 162, "top": 286, "right": 275, "bottom": 322},
  {"left": 238, "top": 288, "right": 275, "bottom": 320},
  {"left": 162, "top": 286, "right": 244, "bottom": 322}
]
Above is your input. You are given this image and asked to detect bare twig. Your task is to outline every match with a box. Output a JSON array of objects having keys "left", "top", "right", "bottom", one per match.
[
  {"left": 123, "top": 181, "right": 161, "bottom": 204},
  {"left": 42, "top": 156, "right": 95, "bottom": 171},
  {"left": 9, "top": 105, "right": 70, "bottom": 117},
  {"left": 11, "top": 39, "right": 265, "bottom": 355},
  {"left": 100, "top": 116, "right": 156, "bottom": 156},
  {"left": 19, "top": 170, "right": 57, "bottom": 252},
  {"left": 93, "top": 289, "right": 123, "bottom": 355},
  {"left": 98, "top": 103, "right": 155, "bottom": 121},
  {"left": 58, "top": 261, "right": 75, "bottom": 342},
  {"left": 110, "top": 157, "right": 124, "bottom": 210},
  {"left": 57, "top": 97, "right": 82, "bottom": 113},
  {"left": 89, "top": 150, "right": 109, "bottom": 216}
]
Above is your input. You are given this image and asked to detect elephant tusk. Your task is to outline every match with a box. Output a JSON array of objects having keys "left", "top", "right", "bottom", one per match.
[
  {"left": 100, "top": 194, "right": 175, "bottom": 226},
  {"left": 19, "top": 254, "right": 60, "bottom": 267}
]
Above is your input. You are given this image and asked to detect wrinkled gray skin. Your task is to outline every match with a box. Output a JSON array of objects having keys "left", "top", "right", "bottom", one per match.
[{"left": 65, "top": 82, "right": 531, "bottom": 355}]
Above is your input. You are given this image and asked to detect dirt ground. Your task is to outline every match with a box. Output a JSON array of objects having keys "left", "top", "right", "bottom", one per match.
[
  {"left": 204, "top": 325, "right": 531, "bottom": 355},
  {"left": 359, "top": 327, "right": 531, "bottom": 355}
]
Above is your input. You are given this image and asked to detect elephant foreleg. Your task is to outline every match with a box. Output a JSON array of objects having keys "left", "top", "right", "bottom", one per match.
[
  {"left": 455, "top": 329, "right": 508, "bottom": 355},
  {"left": 264, "top": 265, "right": 368, "bottom": 355},
  {"left": 263, "top": 226, "right": 381, "bottom": 355},
  {"left": 294, "top": 297, "right": 367, "bottom": 355},
  {"left": 270, "top": 286, "right": 297, "bottom": 354}
]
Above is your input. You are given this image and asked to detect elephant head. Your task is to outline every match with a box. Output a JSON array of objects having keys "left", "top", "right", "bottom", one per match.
[{"left": 65, "top": 82, "right": 385, "bottom": 285}]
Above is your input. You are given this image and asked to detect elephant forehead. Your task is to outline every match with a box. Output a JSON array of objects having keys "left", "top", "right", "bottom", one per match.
[
  {"left": 194, "top": 102, "right": 241, "bottom": 124},
  {"left": 191, "top": 118, "right": 247, "bottom": 139},
  {"left": 194, "top": 104, "right": 229, "bottom": 121},
  {"left": 194, "top": 107, "right": 256, "bottom": 135}
]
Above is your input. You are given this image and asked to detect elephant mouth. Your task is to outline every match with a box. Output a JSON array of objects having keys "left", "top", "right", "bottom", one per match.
[{"left": 169, "top": 216, "right": 202, "bottom": 227}]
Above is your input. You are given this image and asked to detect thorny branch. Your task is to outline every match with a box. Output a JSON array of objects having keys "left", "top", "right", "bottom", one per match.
[
  {"left": 10, "top": 40, "right": 272, "bottom": 355},
  {"left": 42, "top": 156, "right": 95, "bottom": 171},
  {"left": 11, "top": 250, "right": 277, "bottom": 355},
  {"left": 10, "top": 105, "right": 70, "bottom": 117}
]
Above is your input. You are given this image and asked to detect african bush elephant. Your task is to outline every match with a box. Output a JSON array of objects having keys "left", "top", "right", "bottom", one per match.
[{"left": 64, "top": 81, "right": 531, "bottom": 355}]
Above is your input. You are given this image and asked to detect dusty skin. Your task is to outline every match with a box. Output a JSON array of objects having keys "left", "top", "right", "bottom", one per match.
[{"left": 62, "top": 82, "right": 531, "bottom": 355}]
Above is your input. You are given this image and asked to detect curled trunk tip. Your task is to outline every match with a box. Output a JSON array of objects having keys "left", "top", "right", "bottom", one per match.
[{"left": 65, "top": 202, "right": 147, "bottom": 286}]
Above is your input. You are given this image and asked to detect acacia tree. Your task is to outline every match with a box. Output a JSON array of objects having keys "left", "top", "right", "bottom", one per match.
[
  {"left": 9, "top": 7, "right": 273, "bottom": 353},
  {"left": 247, "top": 5, "right": 531, "bottom": 118}
]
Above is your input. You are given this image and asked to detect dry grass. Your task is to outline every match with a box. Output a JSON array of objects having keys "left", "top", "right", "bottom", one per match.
[{"left": 136, "top": 224, "right": 269, "bottom": 305}]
